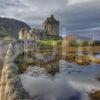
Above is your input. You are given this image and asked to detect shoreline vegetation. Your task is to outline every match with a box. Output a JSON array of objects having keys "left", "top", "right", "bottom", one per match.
[
  {"left": 89, "top": 91, "right": 100, "bottom": 100},
  {"left": 40, "top": 39, "right": 100, "bottom": 64}
]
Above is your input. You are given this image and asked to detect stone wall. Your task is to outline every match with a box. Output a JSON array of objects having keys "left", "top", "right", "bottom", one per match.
[{"left": 0, "top": 40, "right": 37, "bottom": 100}]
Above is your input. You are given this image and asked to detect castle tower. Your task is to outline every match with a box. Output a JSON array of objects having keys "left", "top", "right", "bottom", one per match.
[
  {"left": 19, "top": 28, "right": 28, "bottom": 40},
  {"left": 43, "top": 15, "right": 59, "bottom": 36}
]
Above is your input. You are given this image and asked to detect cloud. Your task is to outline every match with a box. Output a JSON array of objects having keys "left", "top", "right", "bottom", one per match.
[
  {"left": 67, "top": 0, "right": 93, "bottom": 5},
  {"left": 0, "top": 0, "right": 100, "bottom": 39},
  {"left": 0, "top": 0, "right": 67, "bottom": 26},
  {"left": 55, "top": 0, "right": 100, "bottom": 39}
]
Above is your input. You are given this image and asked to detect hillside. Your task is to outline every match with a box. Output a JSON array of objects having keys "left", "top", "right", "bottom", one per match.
[{"left": 0, "top": 17, "right": 31, "bottom": 38}]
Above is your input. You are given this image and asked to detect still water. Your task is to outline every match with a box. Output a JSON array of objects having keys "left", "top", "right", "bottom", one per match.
[{"left": 20, "top": 53, "right": 100, "bottom": 100}]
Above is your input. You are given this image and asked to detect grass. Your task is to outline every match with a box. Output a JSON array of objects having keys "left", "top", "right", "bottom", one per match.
[{"left": 39, "top": 39, "right": 61, "bottom": 46}]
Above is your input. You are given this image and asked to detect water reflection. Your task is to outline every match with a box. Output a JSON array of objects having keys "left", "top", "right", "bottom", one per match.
[
  {"left": 21, "top": 65, "right": 84, "bottom": 100},
  {"left": 17, "top": 44, "right": 100, "bottom": 100},
  {"left": 20, "top": 57, "right": 100, "bottom": 100}
]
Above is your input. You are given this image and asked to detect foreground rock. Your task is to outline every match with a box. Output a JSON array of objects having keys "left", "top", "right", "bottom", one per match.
[{"left": 0, "top": 40, "right": 32, "bottom": 100}]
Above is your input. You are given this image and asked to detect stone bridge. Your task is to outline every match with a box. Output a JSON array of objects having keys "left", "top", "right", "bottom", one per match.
[{"left": 0, "top": 40, "right": 37, "bottom": 100}]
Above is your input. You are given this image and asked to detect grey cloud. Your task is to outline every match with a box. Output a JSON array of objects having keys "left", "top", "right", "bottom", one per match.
[
  {"left": 56, "top": 0, "right": 100, "bottom": 33},
  {"left": 0, "top": 0, "right": 100, "bottom": 39}
]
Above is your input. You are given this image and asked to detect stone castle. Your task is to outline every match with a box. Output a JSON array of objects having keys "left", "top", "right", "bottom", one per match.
[
  {"left": 19, "top": 15, "right": 60, "bottom": 40},
  {"left": 43, "top": 15, "right": 59, "bottom": 36}
]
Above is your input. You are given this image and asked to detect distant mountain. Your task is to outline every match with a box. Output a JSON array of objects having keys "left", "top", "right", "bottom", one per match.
[
  {"left": 0, "top": 17, "right": 31, "bottom": 38},
  {"left": 63, "top": 34, "right": 91, "bottom": 41},
  {"left": 62, "top": 34, "right": 100, "bottom": 46}
]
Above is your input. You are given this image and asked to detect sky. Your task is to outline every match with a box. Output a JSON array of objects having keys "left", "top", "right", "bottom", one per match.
[{"left": 0, "top": 0, "right": 100, "bottom": 39}]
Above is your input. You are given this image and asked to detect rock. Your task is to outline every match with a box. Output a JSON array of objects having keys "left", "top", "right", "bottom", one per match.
[{"left": 0, "top": 40, "right": 31, "bottom": 100}]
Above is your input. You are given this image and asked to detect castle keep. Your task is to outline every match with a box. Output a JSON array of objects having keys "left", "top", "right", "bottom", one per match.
[{"left": 43, "top": 15, "right": 59, "bottom": 36}]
